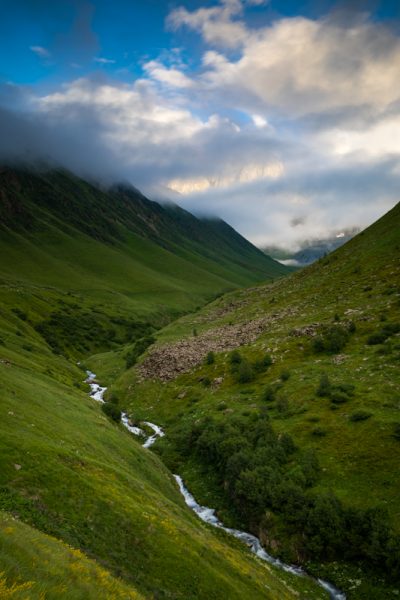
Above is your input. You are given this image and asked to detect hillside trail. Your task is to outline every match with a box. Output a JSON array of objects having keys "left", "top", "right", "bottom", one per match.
[{"left": 85, "top": 371, "right": 346, "bottom": 600}]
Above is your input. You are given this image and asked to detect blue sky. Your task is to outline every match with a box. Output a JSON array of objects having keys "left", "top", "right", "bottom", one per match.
[{"left": 1, "top": 0, "right": 400, "bottom": 247}]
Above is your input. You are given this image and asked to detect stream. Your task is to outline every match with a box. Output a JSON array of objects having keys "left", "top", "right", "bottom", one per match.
[{"left": 85, "top": 371, "right": 345, "bottom": 600}]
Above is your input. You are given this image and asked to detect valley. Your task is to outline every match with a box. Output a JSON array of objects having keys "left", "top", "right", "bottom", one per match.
[{"left": 0, "top": 167, "right": 399, "bottom": 599}]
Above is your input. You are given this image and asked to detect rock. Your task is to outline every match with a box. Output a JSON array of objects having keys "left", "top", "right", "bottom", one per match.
[
  {"left": 14, "top": 464, "right": 21, "bottom": 470},
  {"left": 139, "top": 309, "right": 297, "bottom": 382}
]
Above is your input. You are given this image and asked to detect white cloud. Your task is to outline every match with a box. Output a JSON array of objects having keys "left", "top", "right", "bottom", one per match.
[
  {"left": 144, "top": 60, "right": 193, "bottom": 88},
  {"left": 252, "top": 114, "right": 268, "bottom": 128},
  {"left": 94, "top": 57, "right": 116, "bottom": 64},
  {"left": 30, "top": 45, "right": 50, "bottom": 58},
  {"left": 172, "top": 3, "right": 400, "bottom": 119},
  {"left": 4, "top": 3, "right": 400, "bottom": 250},
  {"left": 167, "top": 0, "right": 249, "bottom": 48}
]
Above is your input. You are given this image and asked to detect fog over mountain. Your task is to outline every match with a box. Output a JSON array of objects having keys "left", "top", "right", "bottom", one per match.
[{"left": 1, "top": 0, "right": 399, "bottom": 246}]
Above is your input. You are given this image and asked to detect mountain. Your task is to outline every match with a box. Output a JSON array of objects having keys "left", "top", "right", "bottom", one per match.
[
  {"left": 264, "top": 229, "right": 359, "bottom": 267},
  {"left": 0, "top": 168, "right": 325, "bottom": 598},
  {"left": 116, "top": 202, "right": 400, "bottom": 598},
  {"left": 0, "top": 166, "right": 288, "bottom": 359}
]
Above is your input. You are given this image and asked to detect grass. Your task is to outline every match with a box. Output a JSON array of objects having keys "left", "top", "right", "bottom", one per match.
[
  {"left": 0, "top": 168, "right": 326, "bottom": 598},
  {"left": 0, "top": 349, "right": 324, "bottom": 598},
  {"left": 112, "top": 201, "right": 400, "bottom": 598}
]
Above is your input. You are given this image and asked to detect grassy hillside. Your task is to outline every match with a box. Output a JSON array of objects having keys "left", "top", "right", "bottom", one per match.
[
  {"left": 111, "top": 202, "right": 400, "bottom": 598},
  {"left": 0, "top": 166, "right": 287, "bottom": 360},
  {"left": 0, "top": 307, "right": 324, "bottom": 599},
  {"left": 0, "top": 167, "right": 328, "bottom": 597}
]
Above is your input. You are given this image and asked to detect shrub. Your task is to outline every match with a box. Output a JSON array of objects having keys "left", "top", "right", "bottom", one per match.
[
  {"left": 263, "top": 354, "right": 273, "bottom": 367},
  {"left": 253, "top": 353, "right": 273, "bottom": 373},
  {"left": 313, "top": 325, "right": 349, "bottom": 354},
  {"left": 348, "top": 321, "right": 356, "bottom": 333},
  {"left": 392, "top": 423, "right": 400, "bottom": 441},
  {"left": 317, "top": 374, "right": 331, "bottom": 397},
  {"left": 312, "top": 427, "right": 327, "bottom": 437},
  {"left": 367, "top": 333, "right": 387, "bottom": 345},
  {"left": 280, "top": 370, "right": 290, "bottom": 381},
  {"left": 101, "top": 402, "right": 121, "bottom": 423},
  {"left": 330, "top": 391, "right": 350, "bottom": 404},
  {"left": 277, "top": 396, "right": 289, "bottom": 414},
  {"left": 236, "top": 360, "right": 254, "bottom": 384},
  {"left": 280, "top": 433, "right": 296, "bottom": 454},
  {"left": 349, "top": 411, "right": 372, "bottom": 422},
  {"left": 107, "top": 392, "right": 120, "bottom": 405},
  {"left": 202, "top": 377, "right": 211, "bottom": 387},
  {"left": 382, "top": 322, "right": 400, "bottom": 336},
  {"left": 229, "top": 350, "right": 242, "bottom": 365},
  {"left": 205, "top": 351, "right": 215, "bottom": 365},
  {"left": 125, "top": 335, "right": 155, "bottom": 369},
  {"left": 193, "top": 328, "right": 198, "bottom": 337},
  {"left": 263, "top": 385, "right": 276, "bottom": 402}
]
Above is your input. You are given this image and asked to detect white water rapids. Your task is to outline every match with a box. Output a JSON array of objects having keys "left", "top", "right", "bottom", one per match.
[{"left": 85, "top": 370, "right": 345, "bottom": 599}]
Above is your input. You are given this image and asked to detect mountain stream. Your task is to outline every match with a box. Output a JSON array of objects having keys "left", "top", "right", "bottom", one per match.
[{"left": 85, "top": 371, "right": 345, "bottom": 600}]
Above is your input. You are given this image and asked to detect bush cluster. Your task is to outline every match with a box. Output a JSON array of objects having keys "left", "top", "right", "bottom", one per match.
[
  {"left": 316, "top": 374, "right": 355, "bottom": 405},
  {"left": 101, "top": 402, "right": 121, "bottom": 423},
  {"left": 173, "top": 413, "right": 400, "bottom": 580},
  {"left": 125, "top": 335, "right": 156, "bottom": 369},
  {"left": 312, "top": 321, "right": 356, "bottom": 354},
  {"left": 229, "top": 350, "right": 273, "bottom": 384},
  {"left": 367, "top": 322, "right": 400, "bottom": 346}
]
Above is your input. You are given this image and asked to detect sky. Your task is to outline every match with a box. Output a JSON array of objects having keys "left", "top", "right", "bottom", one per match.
[{"left": 0, "top": 0, "right": 400, "bottom": 249}]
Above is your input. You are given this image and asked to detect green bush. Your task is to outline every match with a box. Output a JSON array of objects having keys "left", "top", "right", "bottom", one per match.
[
  {"left": 101, "top": 402, "right": 121, "bottom": 423},
  {"left": 368, "top": 332, "right": 387, "bottom": 345},
  {"left": 263, "top": 385, "right": 276, "bottom": 402},
  {"left": 312, "top": 427, "right": 327, "bottom": 437},
  {"left": 392, "top": 423, "right": 400, "bottom": 441},
  {"left": 312, "top": 324, "right": 349, "bottom": 354},
  {"left": 349, "top": 411, "right": 372, "bottom": 422},
  {"left": 205, "top": 351, "right": 215, "bottom": 365},
  {"left": 236, "top": 360, "right": 254, "bottom": 384},
  {"left": 317, "top": 374, "right": 331, "bottom": 397},
  {"left": 330, "top": 391, "right": 350, "bottom": 404},
  {"left": 280, "top": 370, "right": 290, "bottom": 382},
  {"left": 126, "top": 335, "right": 155, "bottom": 369},
  {"left": 229, "top": 350, "right": 242, "bottom": 365},
  {"left": 253, "top": 353, "right": 273, "bottom": 373}
]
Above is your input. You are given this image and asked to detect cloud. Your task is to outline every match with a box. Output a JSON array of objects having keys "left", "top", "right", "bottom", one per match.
[
  {"left": 167, "top": 0, "right": 249, "bottom": 48},
  {"left": 1, "top": 1, "right": 400, "bottom": 250},
  {"left": 172, "top": 2, "right": 400, "bottom": 123},
  {"left": 143, "top": 60, "right": 193, "bottom": 88},
  {"left": 94, "top": 57, "right": 116, "bottom": 65},
  {"left": 30, "top": 45, "right": 50, "bottom": 58}
]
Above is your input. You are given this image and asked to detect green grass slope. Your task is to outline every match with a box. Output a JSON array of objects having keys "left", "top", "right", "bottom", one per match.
[
  {"left": 0, "top": 166, "right": 287, "bottom": 294},
  {"left": 113, "top": 202, "right": 400, "bottom": 598},
  {"left": 0, "top": 167, "right": 326, "bottom": 597},
  {"left": 0, "top": 166, "right": 287, "bottom": 359},
  {"left": 0, "top": 317, "right": 324, "bottom": 599}
]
